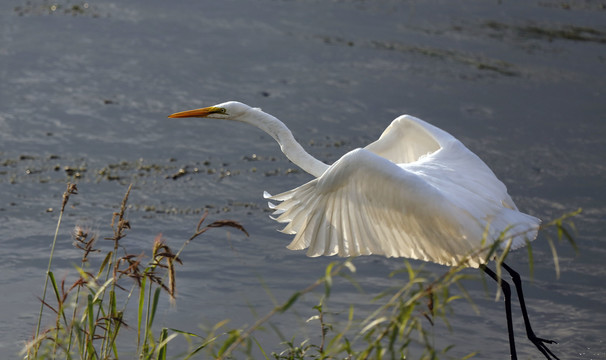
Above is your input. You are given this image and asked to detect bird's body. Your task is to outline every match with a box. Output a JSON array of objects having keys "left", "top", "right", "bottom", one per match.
[
  {"left": 169, "top": 101, "right": 557, "bottom": 360},
  {"left": 169, "top": 101, "right": 539, "bottom": 267}
]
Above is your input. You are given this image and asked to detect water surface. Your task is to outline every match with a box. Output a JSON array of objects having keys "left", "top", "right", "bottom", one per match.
[{"left": 1, "top": 0, "right": 605, "bottom": 358}]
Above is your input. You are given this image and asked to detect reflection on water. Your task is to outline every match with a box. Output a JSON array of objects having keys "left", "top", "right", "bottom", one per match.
[{"left": 1, "top": 0, "right": 605, "bottom": 358}]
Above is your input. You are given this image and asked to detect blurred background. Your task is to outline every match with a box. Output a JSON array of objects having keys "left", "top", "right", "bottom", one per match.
[{"left": 1, "top": 0, "right": 604, "bottom": 358}]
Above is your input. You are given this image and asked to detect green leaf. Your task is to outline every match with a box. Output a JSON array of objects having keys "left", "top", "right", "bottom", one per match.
[
  {"left": 361, "top": 317, "right": 388, "bottom": 334},
  {"left": 168, "top": 328, "right": 203, "bottom": 338},
  {"left": 547, "top": 236, "right": 560, "bottom": 279},
  {"left": 324, "top": 262, "right": 334, "bottom": 298},
  {"left": 156, "top": 328, "right": 177, "bottom": 360},
  {"left": 48, "top": 271, "right": 60, "bottom": 305},
  {"left": 182, "top": 335, "right": 220, "bottom": 360},
  {"left": 217, "top": 330, "right": 241, "bottom": 357},
  {"left": 252, "top": 336, "right": 270, "bottom": 360},
  {"left": 148, "top": 287, "right": 162, "bottom": 329},
  {"left": 526, "top": 239, "right": 534, "bottom": 277},
  {"left": 559, "top": 225, "right": 579, "bottom": 252},
  {"left": 87, "top": 294, "right": 95, "bottom": 343},
  {"left": 49, "top": 271, "right": 71, "bottom": 325},
  {"left": 98, "top": 251, "right": 113, "bottom": 277},
  {"left": 138, "top": 275, "right": 147, "bottom": 350},
  {"left": 92, "top": 278, "right": 114, "bottom": 303},
  {"left": 279, "top": 292, "right": 301, "bottom": 313}
]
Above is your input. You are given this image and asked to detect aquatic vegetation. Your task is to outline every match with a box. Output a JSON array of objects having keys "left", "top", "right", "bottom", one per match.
[
  {"left": 24, "top": 184, "right": 248, "bottom": 359},
  {"left": 483, "top": 21, "right": 606, "bottom": 44},
  {"left": 24, "top": 183, "right": 579, "bottom": 359}
]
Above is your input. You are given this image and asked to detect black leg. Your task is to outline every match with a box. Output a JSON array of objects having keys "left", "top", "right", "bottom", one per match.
[
  {"left": 502, "top": 262, "right": 560, "bottom": 360},
  {"left": 481, "top": 265, "right": 518, "bottom": 360}
]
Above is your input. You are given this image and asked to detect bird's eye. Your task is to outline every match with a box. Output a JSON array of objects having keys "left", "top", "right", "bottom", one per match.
[{"left": 220, "top": 108, "right": 227, "bottom": 114}]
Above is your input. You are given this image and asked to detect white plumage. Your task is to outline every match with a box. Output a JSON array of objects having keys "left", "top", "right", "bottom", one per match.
[{"left": 169, "top": 101, "right": 540, "bottom": 268}]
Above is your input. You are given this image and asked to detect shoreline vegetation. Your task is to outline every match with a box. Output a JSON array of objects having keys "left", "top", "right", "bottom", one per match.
[{"left": 24, "top": 183, "right": 579, "bottom": 359}]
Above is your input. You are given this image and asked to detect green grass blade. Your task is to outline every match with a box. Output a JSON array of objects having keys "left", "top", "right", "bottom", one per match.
[
  {"left": 324, "top": 262, "right": 334, "bottom": 298},
  {"left": 48, "top": 271, "right": 61, "bottom": 305},
  {"left": 279, "top": 291, "right": 301, "bottom": 313},
  {"left": 85, "top": 294, "right": 98, "bottom": 359},
  {"left": 34, "top": 194, "right": 67, "bottom": 355},
  {"left": 137, "top": 276, "right": 147, "bottom": 352},
  {"left": 104, "top": 289, "right": 121, "bottom": 358},
  {"left": 526, "top": 239, "right": 534, "bottom": 277},
  {"left": 157, "top": 328, "right": 168, "bottom": 360},
  {"left": 251, "top": 336, "right": 270, "bottom": 360},
  {"left": 92, "top": 278, "right": 114, "bottom": 303},
  {"left": 217, "top": 330, "right": 241, "bottom": 358},
  {"left": 148, "top": 287, "right": 161, "bottom": 329},
  {"left": 97, "top": 251, "right": 113, "bottom": 278},
  {"left": 47, "top": 271, "right": 70, "bottom": 326},
  {"left": 87, "top": 294, "right": 95, "bottom": 339},
  {"left": 168, "top": 328, "right": 203, "bottom": 338},
  {"left": 547, "top": 236, "right": 560, "bottom": 278},
  {"left": 181, "top": 335, "right": 220, "bottom": 360}
]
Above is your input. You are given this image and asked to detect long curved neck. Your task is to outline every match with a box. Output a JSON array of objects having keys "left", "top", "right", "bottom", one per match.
[{"left": 238, "top": 108, "right": 328, "bottom": 177}]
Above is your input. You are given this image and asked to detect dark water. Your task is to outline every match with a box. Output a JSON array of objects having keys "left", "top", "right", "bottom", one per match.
[{"left": 1, "top": 0, "right": 605, "bottom": 358}]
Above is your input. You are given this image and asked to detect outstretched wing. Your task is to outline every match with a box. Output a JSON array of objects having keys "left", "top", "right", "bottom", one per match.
[
  {"left": 266, "top": 147, "right": 539, "bottom": 268},
  {"left": 366, "top": 115, "right": 518, "bottom": 210}
]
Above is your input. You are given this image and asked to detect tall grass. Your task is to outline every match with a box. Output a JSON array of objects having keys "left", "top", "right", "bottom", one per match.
[
  {"left": 24, "top": 183, "right": 580, "bottom": 359},
  {"left": 24, "top": 183, "right": 248, "bottom": 359}
]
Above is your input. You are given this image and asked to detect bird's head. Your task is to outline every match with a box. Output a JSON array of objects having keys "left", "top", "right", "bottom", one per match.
[{"left": 168, "top": 101, "right": 253, "bottom": 120}]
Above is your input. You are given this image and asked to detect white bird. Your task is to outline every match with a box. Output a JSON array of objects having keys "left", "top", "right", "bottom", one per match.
[
  {"left": 168, "top": 101, "right": 558, "bottom": 360},
  {"left": 169, "top": 101, "right": 539, "bottom": 267}
]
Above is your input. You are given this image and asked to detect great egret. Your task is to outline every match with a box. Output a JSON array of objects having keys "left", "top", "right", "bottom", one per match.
[{"left": 169, "top": 101, "right": 558, "bottom": 359}]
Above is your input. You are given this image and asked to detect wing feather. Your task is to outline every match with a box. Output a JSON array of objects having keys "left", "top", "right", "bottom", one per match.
[
  {"left": 265, "top": 115, "right": 539, "bottom": 267},
  {"left": 267, "top": 146, "right": 539, "bottom": 268},
  {"left": 365, "top": 115, "right": 452, "bottom": 164},
  {"left": 366, "top": 115, "right": 518, "bottom": 213}
]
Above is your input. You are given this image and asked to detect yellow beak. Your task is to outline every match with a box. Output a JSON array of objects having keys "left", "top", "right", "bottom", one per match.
[{"left": 168, "top": 106, "right": 223, "bottom": 118}]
